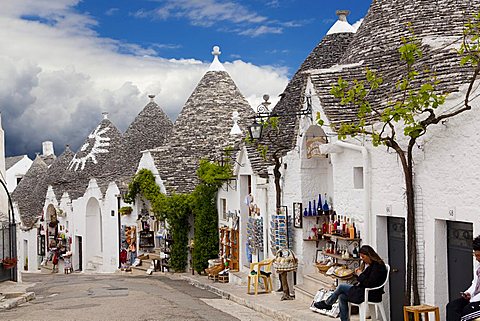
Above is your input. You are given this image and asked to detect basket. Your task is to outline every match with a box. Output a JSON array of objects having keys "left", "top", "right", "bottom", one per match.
[
  {"left": 315, "top": 263, "right": 331, "bottom": 273},
  {"left": 273, "top": 249, "right": 298, "bottom": 272}
]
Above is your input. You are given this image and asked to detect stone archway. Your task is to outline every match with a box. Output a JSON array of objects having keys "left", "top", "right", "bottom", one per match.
[{"left": 85, "top": 198, "right": 102, "bottom": 265}]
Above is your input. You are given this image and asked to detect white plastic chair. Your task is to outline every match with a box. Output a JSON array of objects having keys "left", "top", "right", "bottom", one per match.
[{"left": 349, "top": 263, "right": 390, "bottom": 321}]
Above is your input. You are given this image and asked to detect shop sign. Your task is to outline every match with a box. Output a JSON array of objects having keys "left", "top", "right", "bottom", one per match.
[{"left": 306, "top": 136, "right": 327, "bottom": 159}]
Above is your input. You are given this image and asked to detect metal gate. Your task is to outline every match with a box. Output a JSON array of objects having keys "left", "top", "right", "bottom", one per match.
[
  {"left": 388, "top": 217, "right": 406, "bottom": 321},
  {"left": 447, "top": 221, "right": 473, "bottom": 302},
  {"left": 0, "top": 178, "right": 18, "bottom": 282},
  {"left": 0, "top": 223, "right": 17, "bottom": 281}
]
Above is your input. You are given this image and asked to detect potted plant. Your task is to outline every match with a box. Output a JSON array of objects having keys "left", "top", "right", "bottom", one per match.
[
  {"left": 2, "top": 257, "right": 17, "bottom": 269},
  {"left": 119, "top": 206, "right": 133, "bottom": 216}
]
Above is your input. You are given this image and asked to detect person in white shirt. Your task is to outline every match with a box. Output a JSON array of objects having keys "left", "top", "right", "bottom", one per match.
[{"left": 447, "top": 235, "right": 480, "bottom": 321}]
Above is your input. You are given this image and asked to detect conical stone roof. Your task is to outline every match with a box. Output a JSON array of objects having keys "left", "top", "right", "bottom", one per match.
[
  {"left": 151, "top": 47, "right": 255, "bottom": 194},
  {"left": 63, "top": 115, "right": 123, "bottom": 199},
  {"left": 309, "top": 0, "right": 480, "bottom": 127},
  {"left": 44, "top": 145, "right": 75, "bottom": 202},
  {"left": 248, "top": 16, "right": 355, "bottom": 177},
  {"left": 12, "top": 155, "right": 48, "bottom": 229},
  {"left": 117, "top": 97, "right": 174, "bottom": 187}
]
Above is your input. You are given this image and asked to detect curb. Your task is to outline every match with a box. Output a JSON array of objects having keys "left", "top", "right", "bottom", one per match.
[
  {"left": 0, "top": 292, "right": 35, "bottom": 310},
  {"left": 180, "top": 275, "right": 294, "bottom": 321}
]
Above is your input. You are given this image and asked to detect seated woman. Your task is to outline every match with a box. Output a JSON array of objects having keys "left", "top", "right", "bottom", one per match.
[{"left": 314, "top": 245, "right": 388, "bottom": 321}]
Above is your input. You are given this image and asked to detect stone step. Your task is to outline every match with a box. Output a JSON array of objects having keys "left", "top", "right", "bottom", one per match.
[
  {"left": 295, "top": 273, "right": 336, "bottom": 304},
  {"left": 229, "top": 271, "right": 248, "bottom": 286}
]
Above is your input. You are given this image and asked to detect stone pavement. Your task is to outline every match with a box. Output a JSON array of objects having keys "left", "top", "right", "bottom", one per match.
[
  {"left": 169, "top": 272, "right": 359, "bottom": 321},
  {"left": 0, "top": 270, "right": 359, "bottom": 321}
]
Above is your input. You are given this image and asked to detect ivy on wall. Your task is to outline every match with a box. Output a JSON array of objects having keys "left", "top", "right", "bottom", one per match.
[{"left": 124, "top": 158, "right": 232, "bottom": 273}]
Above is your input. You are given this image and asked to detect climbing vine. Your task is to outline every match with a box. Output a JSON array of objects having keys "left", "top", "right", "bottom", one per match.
[
  {"left": 192, "top": 159, "right": 232, "bottom": 273},
  {"left": 124, "top": 169, "right": 191, "bottom": 272},
  {"left": 125, "top": 158, "right": 232, "bottom": 274}
]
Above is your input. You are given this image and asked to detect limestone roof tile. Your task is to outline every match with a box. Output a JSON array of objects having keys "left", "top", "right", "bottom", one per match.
[{"left": 11, "top": 155, "right": 48, "bottom": 229}]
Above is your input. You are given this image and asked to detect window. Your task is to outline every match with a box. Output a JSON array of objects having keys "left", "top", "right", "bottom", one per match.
[
  {"left": 220, "top": 198, "right": 227, "bottom": 220},
  {"left": 353, "top": 167, "right": 364, "bottom": 189},
  {"left": 16, "top": 176, "right": 23, "bottom": 185}
]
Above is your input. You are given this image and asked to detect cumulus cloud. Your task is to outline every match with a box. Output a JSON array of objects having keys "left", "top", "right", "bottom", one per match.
[{"left": 0, "top": 1, "right": 289, "bottom": 157}]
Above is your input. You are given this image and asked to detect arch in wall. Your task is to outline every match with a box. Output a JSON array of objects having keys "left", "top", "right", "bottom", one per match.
[{"left": 85, "top": 197, "right": 102, "bottom": 260}]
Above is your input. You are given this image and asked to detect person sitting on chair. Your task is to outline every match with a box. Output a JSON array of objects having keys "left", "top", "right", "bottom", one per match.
[
  {"left": 447, "top": 235, "right": 480, "bottom": 321},
  {"left": 314, "top": 245, "right": 388, "bottom": 321}
]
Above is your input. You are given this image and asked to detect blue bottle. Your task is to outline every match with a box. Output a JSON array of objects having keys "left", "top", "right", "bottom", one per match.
[
  {"left": 313, "top": 199, "right": 317, "bottom": 217},
  {"left": 308, "top": 201, "right": 313, "bottom": 216},
  {"left": 322, "top": 193, "right": 330, "bottom": 212}
]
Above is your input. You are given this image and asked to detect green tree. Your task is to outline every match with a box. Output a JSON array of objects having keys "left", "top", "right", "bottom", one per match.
[{"left": 328, "top": 19, "right": 480, "bottom": 305}]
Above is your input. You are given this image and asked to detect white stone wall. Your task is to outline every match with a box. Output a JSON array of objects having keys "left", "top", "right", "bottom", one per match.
[
  {"left": 0, "top": 114, "right": 7, "bottom": 218},
  {"left": 318, "top": 83, "right": 480, "bottom": 314},
  {"left": 6, "top": 156, "right": 32, "bottom": 193}
]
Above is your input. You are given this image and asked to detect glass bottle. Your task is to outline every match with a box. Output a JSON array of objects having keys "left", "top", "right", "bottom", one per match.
[{"left": 317, "top": 194, "right": 323, "bottom": 215}]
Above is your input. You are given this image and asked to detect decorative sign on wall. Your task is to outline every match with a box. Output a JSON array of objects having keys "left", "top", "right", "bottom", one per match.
[{"left": 306, "top": 136, "right": 327, "bottom": 159}]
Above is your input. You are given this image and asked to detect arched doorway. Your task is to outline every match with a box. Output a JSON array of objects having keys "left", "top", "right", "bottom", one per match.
[{"left": 86, "top": 198, "right": 102, "bottom": 264}]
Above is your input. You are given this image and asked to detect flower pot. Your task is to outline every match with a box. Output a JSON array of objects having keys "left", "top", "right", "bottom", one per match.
[{"left": 3, "top": 263, "right": 15, "bottom": 270}]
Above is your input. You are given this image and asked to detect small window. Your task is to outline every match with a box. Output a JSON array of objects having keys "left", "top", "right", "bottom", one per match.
[
  {"left": 220, "top": 198, "right": 227, "bottom": 220},
  {"left": 353, "top": 167, "right": 364, "bottom": 189},
  {"left": 16, "top": 176, "right": 23, "bottom": 185}
]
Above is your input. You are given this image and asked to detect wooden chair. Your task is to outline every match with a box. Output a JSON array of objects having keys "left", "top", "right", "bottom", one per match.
[
  {"left": 247, "top": 258, "right": 274, "bottom": 295},
  {"left": 349, "top": 263, "right": 390, "bottom": 321}
]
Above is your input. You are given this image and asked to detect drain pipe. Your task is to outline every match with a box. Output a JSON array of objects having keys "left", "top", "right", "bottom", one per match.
[{"left": 322, "top": 141, "right": 372, "bottom": 244}]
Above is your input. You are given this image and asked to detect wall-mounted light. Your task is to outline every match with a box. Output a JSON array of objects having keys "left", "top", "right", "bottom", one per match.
[{"left": 248, "top": 92, "right": 313, "bottom": 140}]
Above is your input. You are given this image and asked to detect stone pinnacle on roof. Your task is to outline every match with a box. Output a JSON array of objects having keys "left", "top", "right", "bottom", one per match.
[
  {"left": 327, "top": 9, "right": 355, "bottom": 35},
  {"left": 148, "top": 94, "right": 155, "bottom": 102},
  {"left": 102, "top": 112, "right": 109, "bottom": 120},
  {"left": 208, "top": 45, "right": 227, "bottom": 72}
]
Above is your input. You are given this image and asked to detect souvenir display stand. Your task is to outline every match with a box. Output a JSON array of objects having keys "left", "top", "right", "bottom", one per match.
[
  {"left": 219, "top": 226, "right": 239, "bottom": 272},
  {"left": 273, "top": 248, "right": 298, "bottom": 301}
]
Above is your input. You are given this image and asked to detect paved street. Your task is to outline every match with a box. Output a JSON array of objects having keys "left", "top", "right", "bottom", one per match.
[{"left": 0, "top": 273, "right": 274, "bottom": 321}]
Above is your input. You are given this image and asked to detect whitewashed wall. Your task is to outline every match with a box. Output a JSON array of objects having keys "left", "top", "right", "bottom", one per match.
[
  {"left": 6, "top": 156, "right": 32, "bottom": 193},
  {"left": 0, "top": 114, "right": 7, "bottom": 217}
]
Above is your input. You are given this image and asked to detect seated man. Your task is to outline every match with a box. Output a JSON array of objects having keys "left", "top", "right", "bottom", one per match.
[
  {"left": 314, "top": 245, "right": 387, "bottom": 321},
  {"left": 447, "top": 235, "right": 480, "bottom": 321}
]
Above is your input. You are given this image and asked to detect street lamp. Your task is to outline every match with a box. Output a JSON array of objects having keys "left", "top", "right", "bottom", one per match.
[{"left": 248, "top": 92, "right": 313, "bottom": 140}]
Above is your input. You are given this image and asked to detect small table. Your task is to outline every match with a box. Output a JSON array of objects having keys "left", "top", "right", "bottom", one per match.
[{"left": 403, "top": 304, "right": 440, "bottom": 321}]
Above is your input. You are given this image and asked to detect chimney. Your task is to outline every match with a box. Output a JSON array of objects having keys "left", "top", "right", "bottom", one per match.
[
  {"left": 42, "top": 141, "right": 55, "bottom": 156},
  {"left": 336, "top": 10, "right": 350, "bottom": 22}
]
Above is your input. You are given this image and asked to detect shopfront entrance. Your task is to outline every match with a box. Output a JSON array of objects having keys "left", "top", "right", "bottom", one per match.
[
  {"left": 447, "top": 221, "right": 473, "bottom": 301},
  {"left": 387, "top": 217, "right": 405, "bottom": 321}
]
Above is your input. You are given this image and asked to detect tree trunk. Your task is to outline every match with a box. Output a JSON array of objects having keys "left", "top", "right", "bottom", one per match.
[
  {"left": 273, "top": 156, "right": 282, "bottom": 209},
  {"left": 390, "top": 140, "right": 420, "bottom": 306}
]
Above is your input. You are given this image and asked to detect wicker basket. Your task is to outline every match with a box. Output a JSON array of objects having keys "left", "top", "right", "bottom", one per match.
[
  {"left": 315, "top": 263, "right": 331, "bottom": 273},
  {"left": 273, "top": 249, "right": 298, "bottom": 272}
]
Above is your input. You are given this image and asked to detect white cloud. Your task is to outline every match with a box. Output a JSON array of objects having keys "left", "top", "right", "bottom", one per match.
[
  {"left": 144, "top": 0, "right": 268, "bottom": 27},
  {"left": 134, "top": 0, "right": 304, "bottom": 37},
  {"left": 239, "top": 26, "right": 283, "bottom": 37},
  {"left": 0, "top": 2, "right": 288, "bottom": 156}
]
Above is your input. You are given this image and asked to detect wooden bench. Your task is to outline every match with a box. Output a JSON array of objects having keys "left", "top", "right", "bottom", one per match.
[{"left": 403, "top": 304, "right": 440, "bottom": 321}]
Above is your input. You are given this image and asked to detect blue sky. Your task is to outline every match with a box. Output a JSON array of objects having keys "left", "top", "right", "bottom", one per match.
[
  {"left": 76, "top": 0, "right": 370, "bottom": 74},
  {"left": 0, "top": 0, "right": 370, "bottom": 157}
]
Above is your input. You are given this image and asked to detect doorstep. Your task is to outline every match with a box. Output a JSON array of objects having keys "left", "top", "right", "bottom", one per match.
[
  {"left": 0, "top": 281, "right": 35, "bottom": 311},
  {"left": 172, "top": 273, "right": 357, "bottom": 321}
]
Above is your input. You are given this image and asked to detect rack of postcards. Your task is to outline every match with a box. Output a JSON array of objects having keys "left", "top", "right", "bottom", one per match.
[
  {"left": 270, "top": 207, "right": 293, "bottom": 252},
  {"left": 247, "top": 217, "right": 264, "bottom": 256}
]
